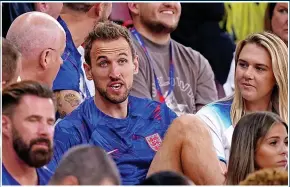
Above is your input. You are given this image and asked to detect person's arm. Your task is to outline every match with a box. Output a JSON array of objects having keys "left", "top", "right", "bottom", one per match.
[
  {"left": 55, "top": 90, "right": 82, "bottom": 118},
  {"left": 53, "top": 54, "right": 83, "bottom": 118},
  {"left": 196, "top": 106, "right": 228, "bottom": 167},
  {"left": 195, "top": 53, "right": 218, "bottom": 111}
]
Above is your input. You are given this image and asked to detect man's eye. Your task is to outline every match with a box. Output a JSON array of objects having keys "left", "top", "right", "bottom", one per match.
[
  {"left": 118, "top": 58, "right": 128, "bottom": 64},
  {"left": 27, "top": 117, "right": 39, "bottom": 122},
  {"left": 99, "top": 61, "right": 108, "bottom": 67}
]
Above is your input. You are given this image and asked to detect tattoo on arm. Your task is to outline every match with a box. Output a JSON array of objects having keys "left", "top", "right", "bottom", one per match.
[
  {"left": 55, "top": 92, "right": 62, "bottom": 108},
  {"left": 64, "top": 93, "right": 81, "bottom": 107}
]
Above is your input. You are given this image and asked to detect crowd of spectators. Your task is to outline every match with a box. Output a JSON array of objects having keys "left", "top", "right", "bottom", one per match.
[{"left": 1, "top": 2, "right": 288, "bottom": 185}]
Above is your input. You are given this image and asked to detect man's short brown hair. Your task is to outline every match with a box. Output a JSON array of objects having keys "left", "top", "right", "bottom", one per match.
[
  {"left": 64, "top": 3, "right": 95, "bottom": 13},
  {"left": 49, "top": 145, "right": 121, "bottom": 185},
  {"left": 83, "top": 21, "right": 136, "bottom": 66},
  {"left": 2, "top": 80, "right": 55, "bottom": 116},
  {"left": 2, "top": 37, "right": 21, "bottom": 83}
]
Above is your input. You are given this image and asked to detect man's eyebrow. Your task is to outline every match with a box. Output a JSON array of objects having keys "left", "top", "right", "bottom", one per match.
[
  {"left": 96, "top": 56, "right": 107, "bottom": 61},
  {"left": 118, "top": 52, "right": 128, "bottom": 56}
]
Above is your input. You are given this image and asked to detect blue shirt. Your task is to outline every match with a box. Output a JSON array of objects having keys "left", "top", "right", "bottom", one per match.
[
  {"left": 53, "top": 16, "right": 90, "bottom": 99},
  {"left": 48, "top": 96, "right": 177, "bottom": 185},
  {"left": 2, "top": 164, "right": 53, "bottom": 185}
]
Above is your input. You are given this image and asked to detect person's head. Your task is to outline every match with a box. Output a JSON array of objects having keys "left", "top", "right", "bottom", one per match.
[
  {"left": 140, "top": 171, "right": 193, "bottom": 185},
  {"left": 34, "top": 3, "right": 63, "bottom": 19},
  {"left": 2, "top": 3, "right": 63, "bottom": 38},
  {"left": 83, "top": 21, "right": 138, "bottom": 104},
  {"left": 226, "top": 111, "right": 288, "bottom": 185},
  {"left": 6, "top": 11, "right": 66, "bottom": 88},
  {"left": 2, "top": 81, "right": 56, "bottom": 168},
  {"left": 62, "top": 3, "right": 112, "bottom": 23},
  {"left": 2, "top": 37, "right": 22, "bottom": 88},
  {"left": 264, "top": 3, "right": 288, "bottom": 44},
  {"left": 231, "top": 32, "right": 288, "bottom": 125},
  {"left": 49, "top": 145, "right": 120, "bottom": 185},
  {"left": 128, "top": 2, "right": 181, "bottom": 34},
  {"left": 239, "top": 168, "right": 288, "bottom": 185}
]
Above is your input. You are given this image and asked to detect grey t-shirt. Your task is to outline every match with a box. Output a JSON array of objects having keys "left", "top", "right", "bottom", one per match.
[{"left": 131, "top": 34, "right": 218, "bottom": 115}]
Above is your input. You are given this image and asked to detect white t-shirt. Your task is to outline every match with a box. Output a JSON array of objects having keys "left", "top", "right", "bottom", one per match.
[{"left": 196, "top": 99, "right": 234, "bottom": 163}]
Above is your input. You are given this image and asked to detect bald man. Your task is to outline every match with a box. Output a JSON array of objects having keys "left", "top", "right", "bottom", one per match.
[{"left": 6, "top": 11, "right": 66, "bottom": 88}]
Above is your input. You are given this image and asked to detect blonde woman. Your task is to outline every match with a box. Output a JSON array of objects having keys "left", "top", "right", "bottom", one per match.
[{"left": 196, "top": 31, "right": 288, "bottom": 171}]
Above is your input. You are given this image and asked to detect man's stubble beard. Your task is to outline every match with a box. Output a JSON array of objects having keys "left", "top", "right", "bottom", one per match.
[
  {"left": 140, "top": 15, "right": 179, "bottom": 34},
  {"left": 95, "top": 81, "right": 132, "bottom": 104}
]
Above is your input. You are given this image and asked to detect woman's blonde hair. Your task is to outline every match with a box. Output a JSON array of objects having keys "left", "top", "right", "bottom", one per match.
[{"left": 231, "top": 31, "right": 288, "bottom": 125}]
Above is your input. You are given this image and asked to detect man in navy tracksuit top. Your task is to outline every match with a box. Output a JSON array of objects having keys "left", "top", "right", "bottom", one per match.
[{"left": 48, "top": 21, "right": 177, "bottom": 185}]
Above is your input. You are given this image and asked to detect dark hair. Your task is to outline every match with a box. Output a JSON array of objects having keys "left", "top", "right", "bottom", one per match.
[
  {"left": 2, "top": 3, "right": 35, "bottom": 37},
  {"left": 140, "top": 171, "right": 192, "bottom": 185},
  {"left": 84, "top": 21, "right": 136, "bottom": 66},
  {"left": 239, "top": 168, "right": 288, "bottom": 185},
  {"left": 2, "top": 80, "right": 55, "bottom": 116},
  {"left": 49, "top": 145, "right": 121, "bottom": 185},
  {"left": 64, "top": 3, "right": 94, "bottom": 13},
  {"left": 2, "top": 37, "right": 21, "bottom": 84},
  {"left": 264, "top": 3, "right": 277, "bottom": 31},
  {"left": 226, "top": 111, "right": 288, "bottom": 185}
]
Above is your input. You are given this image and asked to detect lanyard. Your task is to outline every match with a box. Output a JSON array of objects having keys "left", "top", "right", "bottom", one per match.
[{"left": 130, "top": 28, "right": 174, "bottom": 103}]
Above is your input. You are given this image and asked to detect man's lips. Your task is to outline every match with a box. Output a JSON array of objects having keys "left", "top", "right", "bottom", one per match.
[
  {"left": 108, "top": 81, "right": 123, "bottom": 87},
  {"left": 35, "top": 142, "right": 48, "bottom": 146},
  {"left": 107, "top": 81, "right": 125, "bottom": 91},
  {"left": 160, "top": 9, "right": 175, "bottom": 15},
  {"left": 32, "top": 141, "right": 50, "bottom": 150}
]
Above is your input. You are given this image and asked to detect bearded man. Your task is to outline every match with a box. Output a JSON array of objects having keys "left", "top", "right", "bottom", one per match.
[
  {"left": 128, "top": 2, "right": 218, "bottom": 115},
  {"left": 2, "top": 81, "right": 56, "bottom": 185}
]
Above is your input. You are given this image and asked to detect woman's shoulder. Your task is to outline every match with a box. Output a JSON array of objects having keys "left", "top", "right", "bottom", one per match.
[
  {"left": 203, "top": 98, "right": 233, "bottom": 112},
  {"left": 197, "top": 98, "right": 233, "bottom": 129}
]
